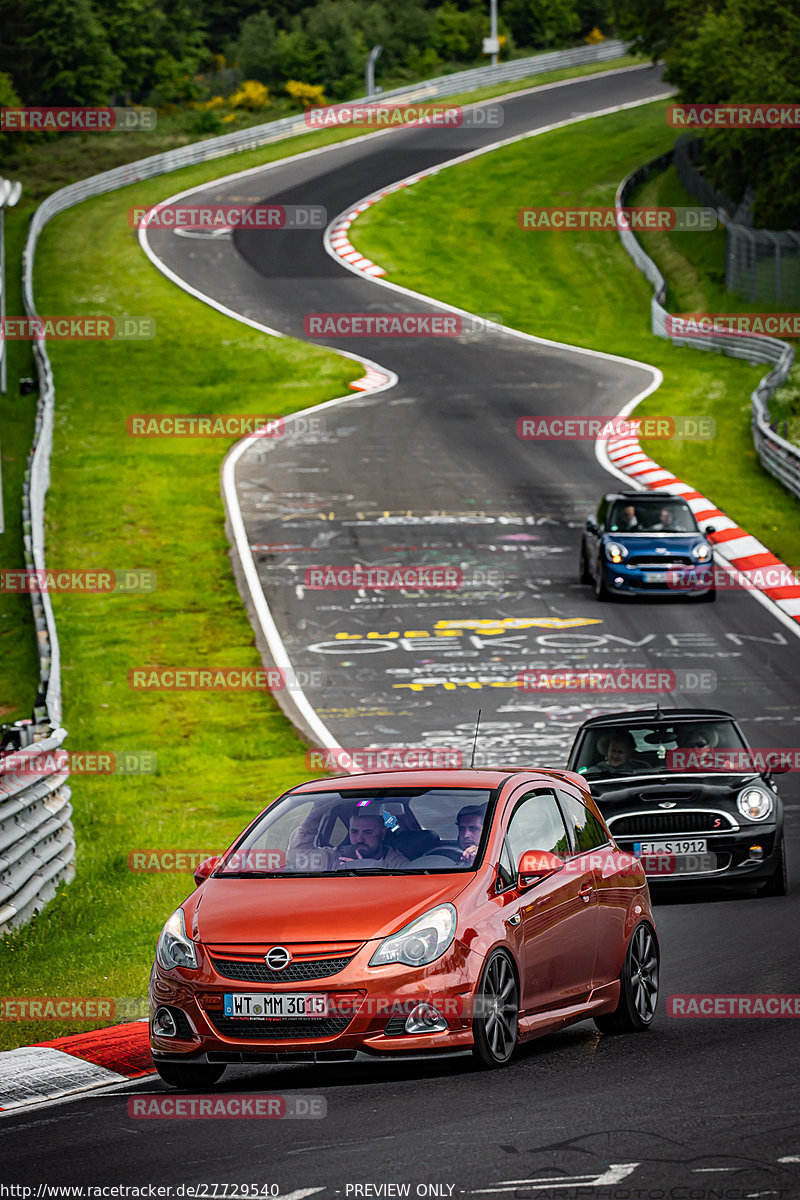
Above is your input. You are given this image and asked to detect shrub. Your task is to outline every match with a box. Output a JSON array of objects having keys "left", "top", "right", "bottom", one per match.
[
  {"left": 228, "top": 79, "right": 271, "bottom": 110},
  {"left": 585, "top": 27, "right": 605, "bottom": 43},
  {"left": 285, "top": 79, "right": 328, "bottom": 109}
]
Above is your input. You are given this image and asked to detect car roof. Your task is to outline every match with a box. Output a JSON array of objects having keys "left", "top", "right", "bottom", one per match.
[
  {"left": 290, "top": 767, "right": 587, "bottom": 793},
  {"left": 576, "top": 707, "right": 735, "bottom": 730},
  {"left": 603, "top": 492, "right": 690, "bottom": 503}
]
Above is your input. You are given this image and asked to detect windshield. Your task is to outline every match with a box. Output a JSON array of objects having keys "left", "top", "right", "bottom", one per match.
[
  {"left": 215, "top": 787, "right": 494, "bottom": 876},
  {"left": 572, "top": 720, "right": 749, "bottom": 779},
  {"left": 607, "top": 499, "right": 698, "bottom": 533}
]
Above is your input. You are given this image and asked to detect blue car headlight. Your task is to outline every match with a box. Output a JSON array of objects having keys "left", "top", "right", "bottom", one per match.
[
  {"left": 692, "top": 542, "right": 713, "bottom": 562},
  {"left": 605, "top": 542, "right": 628, "bottom": 564}
]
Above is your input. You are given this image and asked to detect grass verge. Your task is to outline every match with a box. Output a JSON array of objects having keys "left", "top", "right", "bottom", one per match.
[{"left": 350, "top": 100, "right": 800, "bottom": 564}]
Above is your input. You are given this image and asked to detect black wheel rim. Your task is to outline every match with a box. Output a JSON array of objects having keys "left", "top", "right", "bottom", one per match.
[
  {"left": 630, "top": 925, "right": 659, "bottom": 1022},
  {"left": 481, "top": 955, "right": 518, "bottom": 1061}
]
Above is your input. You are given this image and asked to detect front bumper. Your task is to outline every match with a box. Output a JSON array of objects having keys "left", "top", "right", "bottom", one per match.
[
  {"left": 614, "top": 826, "right": 781, "bottom": 884},
  {"left": 603, "top": 562, "right": 714, "bottom": 597},
  {"left": 150, "top": 943, "right": 478, "bottom": 1062}
]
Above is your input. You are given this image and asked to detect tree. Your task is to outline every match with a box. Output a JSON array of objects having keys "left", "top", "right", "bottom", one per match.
[{"left": 0, "top": 0, "right": 121, "bottom": 103}]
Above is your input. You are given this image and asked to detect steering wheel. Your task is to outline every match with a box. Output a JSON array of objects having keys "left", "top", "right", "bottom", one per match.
[{"left": 433, "top": 845, "right": 467, "bottom": 863}]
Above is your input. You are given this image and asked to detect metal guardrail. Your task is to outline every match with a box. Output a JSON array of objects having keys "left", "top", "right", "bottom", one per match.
[
  {"left": 616, "top": 155, "right": 800, "bottom": 499},
  {"left": 0, "top": 727, "right": 73, "bottom": 934},
  {"left": 13, "top": 39, "right": 632, "bottom": 931}
]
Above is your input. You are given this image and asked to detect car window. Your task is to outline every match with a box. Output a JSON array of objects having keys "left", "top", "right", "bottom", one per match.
[
  {"left": 504, "top": 790, "right": 570, "bottom": 868},
  {"left": 558, "top": 791, "right": 610, "bottom": 852},
  {"left": 607, "top": 499, "right": 697, "bottom": 533},
  {"left": 572, "top": 720, "right": 749, "bottom": 778}
]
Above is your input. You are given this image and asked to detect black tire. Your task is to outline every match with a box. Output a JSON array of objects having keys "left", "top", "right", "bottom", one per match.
[
  {"left": 154, "top": 1061, "right": 226, "bottom": 1089},
  {"left": 472, "top": 951, "right": 519, "bottom": 1069},
  {"left": 594, "top": 923, "right": 659, "bottom": 1034},
  {"left": 579, "top": 543, "right": 592, "bottom": 585},
  {"left": 594, "top": 558, "right": 611, "bottom": 601},
  {"left": 760, "top": 838, "right": 788, "bottom": 896}
]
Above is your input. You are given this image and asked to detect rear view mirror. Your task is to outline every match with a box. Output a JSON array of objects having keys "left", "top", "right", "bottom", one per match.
[
  {"left": 194, "top": 855, "right": 220, "bottom": 886},
  {"left": 517, "top": 849, "right": 564, "bottom": 889}
]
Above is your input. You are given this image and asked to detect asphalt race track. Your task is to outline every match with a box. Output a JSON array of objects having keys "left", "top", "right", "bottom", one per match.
[{"left": 4, "top": 64, "right": 799, "bottom": 1196}]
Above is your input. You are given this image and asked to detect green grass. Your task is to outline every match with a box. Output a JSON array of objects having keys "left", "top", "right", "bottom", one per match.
[
  {"left": 350, "top": 100, "right": 800, "bottom": 564},
  {"left": 0, "top": 52, "right": 648, "bottom": 1051}
]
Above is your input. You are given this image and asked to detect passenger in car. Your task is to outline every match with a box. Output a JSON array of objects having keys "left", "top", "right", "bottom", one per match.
[{"left": 586, "top": 732, "right": 650, "bottom": 777}]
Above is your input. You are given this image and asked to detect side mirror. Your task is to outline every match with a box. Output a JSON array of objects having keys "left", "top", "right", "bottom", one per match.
[
  {"left": 704, "top": 525, "right": 716, "bottom": 536},
  {"left": 517, "top": 849, "right": 565, "bottom": 890},
  {"left": 194, "top": 855, "right": 220, "bottom": 886},
  {"left": 586, "top": 517, "right": 600, "bottom": 535}
]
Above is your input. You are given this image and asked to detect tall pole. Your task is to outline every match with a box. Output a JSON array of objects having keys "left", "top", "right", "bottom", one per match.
[
  {"left": 490, "top": 0, "right": 498, "bottom": 66},
  {"left": 366, "top": 45, "right": 383, "bottom": 99}
]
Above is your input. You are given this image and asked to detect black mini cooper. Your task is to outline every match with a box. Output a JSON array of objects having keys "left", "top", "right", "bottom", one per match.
[{"left": 567, "top": 707, "right": 787, "bottom": 894}]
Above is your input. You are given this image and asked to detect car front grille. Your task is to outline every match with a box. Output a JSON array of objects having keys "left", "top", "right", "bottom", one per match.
[
  {"left": 206, "top": 1013, "right": 352, "bottom": 1040},
  {"left": 627, "top": 555, "right": 693, "bottom": 567},
  {"left": 610, "top": 811, "right": 737, "bottom": 836},
  {"left": 210, "top": 955, "right": 355, "bottom": 983}
]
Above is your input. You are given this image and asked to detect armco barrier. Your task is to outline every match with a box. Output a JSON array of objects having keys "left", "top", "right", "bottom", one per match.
[
  {"left": 0, "top": 727, "right": 73, "bottom": 934},
  {"left": 14, "top": 40, "right": 630, "bottom": 930},
  {"left": 615, "top": 155, "right": 799, "bottom": 499}
]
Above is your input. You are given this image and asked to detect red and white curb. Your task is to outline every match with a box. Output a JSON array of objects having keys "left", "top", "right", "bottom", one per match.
[
  {"left": 0, "top": 1021, "right": 154, "bottom": 1112},
  {"left": 604, "top": 434, "right": 800, "bottom": 621},
  {"left": 328, "top": 178, "right": 425, "bottom": 278},
  {"left": 349, "top": 365, "right": 392, "bottom": 391}
]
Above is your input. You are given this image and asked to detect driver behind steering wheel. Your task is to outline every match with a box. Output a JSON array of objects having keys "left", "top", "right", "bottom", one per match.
[{"left": 455, "top": 804, "right": 487, "bottom": 865}]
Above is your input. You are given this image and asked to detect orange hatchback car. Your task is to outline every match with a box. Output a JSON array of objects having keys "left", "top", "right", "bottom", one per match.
[{"left": 150, "top": 768, "right": 659, "bottom": 1087}]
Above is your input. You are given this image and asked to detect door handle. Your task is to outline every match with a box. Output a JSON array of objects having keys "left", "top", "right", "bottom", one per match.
[{"left": 579, "top": 882, "right": 593, "bottom": 902}]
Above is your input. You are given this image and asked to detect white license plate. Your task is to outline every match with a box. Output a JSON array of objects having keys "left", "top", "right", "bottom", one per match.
[
  {"left": 634, "top": 839, "right": 707, "bottom": 855},
  {"left": 223, "top": 992, "right": 329, "bottom": 1018},
  {"left": 643, "top": 571, "right": 668, "bottom": 583}
]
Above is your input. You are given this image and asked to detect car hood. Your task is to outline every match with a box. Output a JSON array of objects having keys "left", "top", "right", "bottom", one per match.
[
  {"left": 602, "top": 533, "right": 705, "bottom": 552},
  {"left": 586, "top": 773, "right": 763, "bottom": 807},
  {"left": 187, "top": 873, "right": 472, "bottom": 946}
]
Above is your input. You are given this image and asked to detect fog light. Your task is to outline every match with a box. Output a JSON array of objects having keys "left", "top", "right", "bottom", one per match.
[
  {"left": 153, "top": 1006, "right": 177, "bottom": 1037},
  {"left": 405, "top": 1003, "right": 448, "bottom": 1034},
  {"left": 749, "top": 844, "right": 764, "bottom": 860},
  {"left": 614, "top": 576, "right": 624, "bottom": 586}
]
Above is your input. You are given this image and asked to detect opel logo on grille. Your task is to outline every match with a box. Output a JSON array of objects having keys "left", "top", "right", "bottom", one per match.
[{"left": 265, "top": 946, "right": 291, "bottom": 970}]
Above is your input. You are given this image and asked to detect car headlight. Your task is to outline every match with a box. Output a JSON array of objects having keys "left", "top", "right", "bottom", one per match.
[
  {"left": 369, "top": 904, "right": 456, "bottom": 968},
  {"left": 606, "top": 542, "right": 628, "bottom": 564},
  {"left": 737, "top": 788, "right": 773, "bottom": 822},
  {"left": 692, "top": 542, "right": 712, "bottom": 561},
  {"left": 156, "top": 908, "right": 198, "bottom": 970}
]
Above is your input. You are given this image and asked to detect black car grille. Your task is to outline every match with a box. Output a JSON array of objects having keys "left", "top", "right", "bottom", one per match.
[
  {"left": 206, "top": 1013, "right": 352, "bottom": 1040},
  {"left": 627, "top": 555, "right": 693, "bottom": 567},
  {"left": 384, "top": 1015, "right": 409, "bottom": 1036},
  {"left": 611, "top": 812, "right": 736, "bottom": 836},
  {"left": 210, "top": 955, "right": 354, "bottom": 983}
]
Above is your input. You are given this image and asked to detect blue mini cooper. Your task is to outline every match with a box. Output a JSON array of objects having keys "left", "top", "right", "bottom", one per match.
[{"left": 580, "top": 492, "right": 716, "bottom": 601}]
